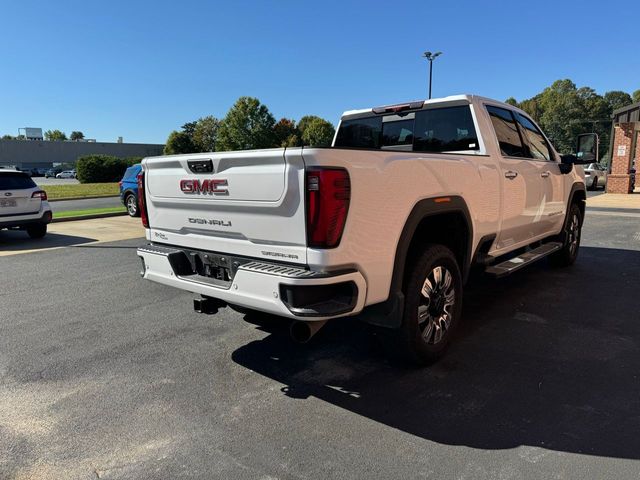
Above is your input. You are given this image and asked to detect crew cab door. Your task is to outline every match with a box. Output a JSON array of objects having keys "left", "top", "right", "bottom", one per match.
[
  {"left": 513, "top": 113, "right": 565, "bottom": 236},
  {"left": 486, "top": 105, "right": 546, "bottom": 249}
]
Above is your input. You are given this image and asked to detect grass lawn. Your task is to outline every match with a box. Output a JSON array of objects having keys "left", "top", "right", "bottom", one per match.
[
  {"left": 53, "top": 206, "right": 126, "bottom": 219},
  {"left": 45, "top": 183, "right": 120, "bottom": 200}
]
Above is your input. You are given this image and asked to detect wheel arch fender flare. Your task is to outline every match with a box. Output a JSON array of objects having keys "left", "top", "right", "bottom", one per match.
[
  {"left": 360, "top": 196, "right": 473, "bottom": 329},
  {"left": 566, "top": 183, "right": 586, "bottom": 224}
]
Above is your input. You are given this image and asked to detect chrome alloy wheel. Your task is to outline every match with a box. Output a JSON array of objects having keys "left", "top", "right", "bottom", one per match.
[
  {"left": 126, "top": 195, "right": 137, "bottom": 216},
  {"left": 568, "top": 213, "right": 580, "bottom": 256},
  {"left": 418, "top": 266, "right": 456, "bottom": 345}
]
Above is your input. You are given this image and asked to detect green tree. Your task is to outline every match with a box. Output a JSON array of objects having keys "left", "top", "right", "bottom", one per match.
[
  {"left": 512, "top": 79, "right": 623, "bottom": 158},
  {"left": 164, "top": 130, "right": 196, "bottom": 155},
  {"left": 2, "top": 134, "right": 15, "bottom": 140},
  {"left": 301, "top": 117, "right": 335, "bottom": 147},
  {"left": 532, "top": 80, "right": 598, "bottom": 153},
  {"left": 70, "top": 131, "right": 85, "bottom": 141},
  {"left": 603, "top": 91, "right": 632, "bottom": 111},
  {"left": 181, "top": 121, "right": 198, "bottom": 138},
  {"left": 192, "top": 116, "right": 220, "bottom": 152},
  {"left": 633, "top": 90, "right": 640, "bottom": 103},
  {"left": 297, "top": 115, "right": 323, "bottom": 138},
  {"left": 273, "top": 118, "right": 299, "bottom": 147},
  {"left": 504, "top": 97, "right": 518, "bottom": 106},
  {"left": 45, "top": 129, "right": 67, "bottom": 141},
  {"left": 216, "top": 97, "right": 276, "bottom": 151}
]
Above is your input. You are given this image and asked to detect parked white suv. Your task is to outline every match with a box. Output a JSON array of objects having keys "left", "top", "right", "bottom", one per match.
[
  {"left": 136, "top": 95, "right": 588, "bottom": 364},
  {"left": 0, "top": 169, "right": 52, "bottom": 238}
]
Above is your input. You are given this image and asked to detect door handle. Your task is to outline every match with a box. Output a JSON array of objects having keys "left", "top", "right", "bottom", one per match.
[
  {"left": 541, "top": 171, "right": 550, "bottom": 178},
  {"left": 504, "top": 171, "right": 518, "bottom": 179}
]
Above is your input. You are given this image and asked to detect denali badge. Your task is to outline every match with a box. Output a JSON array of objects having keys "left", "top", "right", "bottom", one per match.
[
  {"left": 261, "top": 251, "right": 299, "bottom": 260},
  {"left": 180, "top": 179, "right": 228, "bottom": 195},
  {"left": 189, "top": 218, "right": 232, "bottom": 227}
]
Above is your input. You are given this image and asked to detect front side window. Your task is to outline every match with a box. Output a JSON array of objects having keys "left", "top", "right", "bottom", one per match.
[
  {"left": 486, "top": 106, "right": 526, "bottom": 157},
  {"left": 515, "top": 113, "right": 552, "bottom": 161}
]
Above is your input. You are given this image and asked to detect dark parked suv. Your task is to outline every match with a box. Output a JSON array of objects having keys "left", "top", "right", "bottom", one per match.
[{"left": 119, "top": 164, "right": 142, "bottom": 217}]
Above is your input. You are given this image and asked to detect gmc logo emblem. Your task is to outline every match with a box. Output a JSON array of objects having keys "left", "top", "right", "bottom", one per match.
[{"left": 180, "top": 179, "right": 229, "bottom": 195}]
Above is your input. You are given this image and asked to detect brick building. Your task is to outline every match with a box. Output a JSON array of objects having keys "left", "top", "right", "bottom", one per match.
[{"left": 607, "top": 102, "right": 640, "bottom": 193}]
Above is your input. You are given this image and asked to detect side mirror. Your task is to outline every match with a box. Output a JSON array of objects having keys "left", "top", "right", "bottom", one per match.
[
  {"left": 559, "top": 154, "right": 576, "bottom": 174},
  {"left": 576, "top": 133, "right": 598, "bottom": 164}
]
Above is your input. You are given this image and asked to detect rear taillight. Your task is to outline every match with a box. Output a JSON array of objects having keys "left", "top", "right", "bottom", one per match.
[
  {"left": 31, "top": 190, "right": 47, "bottom": 200},
  {"left": 306, "top": 168, "right": 350, "bottom": 248},
  {"left": 137, "top": 172, "right": 149, "bottom": 228},
  {"left": 118, "top": 181, "right": 123, "bottom": 188}
]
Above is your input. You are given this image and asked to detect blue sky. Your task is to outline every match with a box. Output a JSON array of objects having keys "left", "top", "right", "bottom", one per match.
[{"left": 1, "top": 0, "right": 638, "bottom": 144}]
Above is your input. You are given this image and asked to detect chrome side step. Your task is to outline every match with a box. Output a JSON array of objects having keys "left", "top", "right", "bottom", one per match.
[{"left": 485, "top": 242, "right": 562, "bottom": 278}]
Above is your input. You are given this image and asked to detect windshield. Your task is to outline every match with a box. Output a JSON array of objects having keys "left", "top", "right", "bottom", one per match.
[{"left": 334, "top": 105, "right": 479, "bottom": 153}]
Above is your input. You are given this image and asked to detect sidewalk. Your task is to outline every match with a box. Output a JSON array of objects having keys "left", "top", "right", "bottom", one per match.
[
  {"left": 586, "top": 191, "right": 640, "bottom": 210},
  {"left": 0, "top": 216, "right": 145, "bottom": 257}
]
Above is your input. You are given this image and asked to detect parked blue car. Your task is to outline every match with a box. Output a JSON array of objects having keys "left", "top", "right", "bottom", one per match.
[{"left": 119, "top": 164, "right": 142, "bottom": 217}]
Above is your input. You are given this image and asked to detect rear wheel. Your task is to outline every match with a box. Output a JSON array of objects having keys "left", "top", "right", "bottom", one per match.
[
  {"left": 125, "top": 194, "right": 139, "bottom": 217},
  {"left": 382, "top": 244, "right": 463, "bottom": 366},
  {"left": 27, "top": 223, "right": 47, "bottom": 239},
  {"left": 549, "top": 202, "right": 582, "bottom": 267}
]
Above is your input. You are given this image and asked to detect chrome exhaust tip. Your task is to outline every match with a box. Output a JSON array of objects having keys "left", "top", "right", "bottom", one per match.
[{"left": 289, "top": 320, "right": 328, "bottom": 343}]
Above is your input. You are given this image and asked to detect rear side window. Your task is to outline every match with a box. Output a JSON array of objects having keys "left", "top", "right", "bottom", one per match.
[
  {"left": 515, "top": 113, "right": 551, "bottom": 161},
  {"left": 486, "top": 106, "right": 526, "bottom": 157},
  {"left": 413, "top": 106, "right": 479, "bottom": 153},
  {"left": 0, "top": 173, "right": 37, "bottom": 190},
  {"left": 335, "top": 105, "right": 479, "bottom": 153}
]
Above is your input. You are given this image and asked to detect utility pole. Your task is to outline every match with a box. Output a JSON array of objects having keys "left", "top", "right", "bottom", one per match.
[{"left": 422, "top": 51, "right": 442, "bottom": 99}]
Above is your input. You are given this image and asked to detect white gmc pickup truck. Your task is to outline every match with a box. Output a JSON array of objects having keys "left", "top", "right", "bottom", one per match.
[{"left": 137, "top": 95, "right": 588, "bottom": 364}]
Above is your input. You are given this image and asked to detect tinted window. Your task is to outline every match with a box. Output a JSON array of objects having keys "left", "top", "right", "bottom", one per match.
[
  {"left": 381, "top": 117, "right": 414, "bottom": 148},
  {"left": 334, "top": 116, "right": 381, "bottom": 148},
  {"left": 515, "top": 113, "right": 551, "bottom": 161},
  {"left": 486, "top": 106, "right": 526, "bottom": 157},
  {"left": 0, "top": 172, "right": 36, "bottom": 190},
  {"left": 413, "top": 106, "right": 479, "bottom": 153}
]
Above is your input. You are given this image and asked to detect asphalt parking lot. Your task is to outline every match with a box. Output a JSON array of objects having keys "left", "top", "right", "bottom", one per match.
[{"left": 1, "top": 208, "right": 640, "bottom": 479}]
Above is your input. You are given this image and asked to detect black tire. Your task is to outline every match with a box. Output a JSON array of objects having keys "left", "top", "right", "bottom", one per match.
[
  {"left": 549, "top": 202, "right": 582, "bottom": 267},
  {"left": 26, "top": 223, "right": 47, "bottom": 239},
  {"left": 382, "top": 244, "right": 463, "bottom": 366},
  {"left": 125, "top": 194, "right": 139, "bottom": 217}
]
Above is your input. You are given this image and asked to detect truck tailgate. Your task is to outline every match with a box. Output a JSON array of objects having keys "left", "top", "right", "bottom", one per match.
[{"left": 143, "top": 148, "right": 307, "bottom": 265}]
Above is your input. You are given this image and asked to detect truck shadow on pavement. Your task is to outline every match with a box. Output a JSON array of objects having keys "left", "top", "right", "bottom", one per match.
[
  {"left": 232, "top": 246, "right": 640, "bottom": 459},
  {"left": 0, "top": 230, "right": 95, "bottom": 251}
]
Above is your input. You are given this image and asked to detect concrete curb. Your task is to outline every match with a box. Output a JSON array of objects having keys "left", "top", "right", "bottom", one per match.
[
  {"left": 52, "top": 211, "right": 128, "bottom": 223},
  {"left": 49, "top": 195, "right": 120, "bottom": 202}
]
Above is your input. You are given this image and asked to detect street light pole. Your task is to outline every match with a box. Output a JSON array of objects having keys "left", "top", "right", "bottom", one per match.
[{"left": 422, "top": 51, "right": 442, "bottom": 99}]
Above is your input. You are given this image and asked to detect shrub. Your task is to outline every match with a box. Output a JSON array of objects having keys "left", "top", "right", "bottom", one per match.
[{"left": 76, "top": 154, "right": 135, "bottom": 183}]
